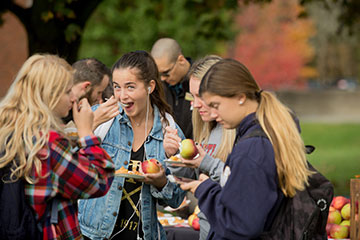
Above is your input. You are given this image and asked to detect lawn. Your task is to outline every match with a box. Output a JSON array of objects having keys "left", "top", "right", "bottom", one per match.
[{"left": 300, "top": 123, "right": 360, "bottom": 196}]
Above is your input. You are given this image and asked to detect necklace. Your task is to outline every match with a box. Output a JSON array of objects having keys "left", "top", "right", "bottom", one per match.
[{"left": 132, "top": 119, "right": 142, "bottom": 127}]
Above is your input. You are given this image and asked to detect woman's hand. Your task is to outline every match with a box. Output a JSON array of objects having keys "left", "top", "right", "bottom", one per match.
[
  {"left": 179, "top": 144, "right": 206, "bottom": 168},
  {"left": 163, "top": 126, "right": 181, "bottom": 158},
  {"left": 73, "top": 98, "right": 94, "bottom": 138},
  {"left": 176, "top": 174, "right": 209, "bottom": 194},
  {"left": 140, "top": 164, "right": 168, "bottom": 190},
  {"left": 93, "top": 96, "right": 120, "bottom": 130}
]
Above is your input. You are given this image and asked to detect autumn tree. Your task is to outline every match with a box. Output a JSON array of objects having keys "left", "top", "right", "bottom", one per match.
[{"left": 229, "top": 0, "right": 316, "bottom": 90}]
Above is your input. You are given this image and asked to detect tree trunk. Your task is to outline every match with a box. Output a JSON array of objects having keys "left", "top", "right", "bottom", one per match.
[{"left": 2, "top": 0, "right": 103, "bottom": 63}]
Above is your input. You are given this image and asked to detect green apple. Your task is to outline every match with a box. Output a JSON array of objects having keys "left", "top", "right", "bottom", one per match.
[
  {"left": 341, "top": 203, "right": 351, "bottom": 220},
  {"left": 180, "top": 139, "right": 198, "bottom": 159},
  {"left": 330, "top": 224, "right": 349, "bottom": 239},
  {"left": 327, "top": 210, "right": 342, "bottom": 225}
]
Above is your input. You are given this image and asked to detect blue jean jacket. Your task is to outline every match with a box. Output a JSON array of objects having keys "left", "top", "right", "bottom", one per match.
[{"left": 78, "top": 106, "right": 186, "bottom": 240}]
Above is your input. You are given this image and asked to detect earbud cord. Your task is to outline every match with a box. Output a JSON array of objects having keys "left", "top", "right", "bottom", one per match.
[
  {"left": 109, "top": 196, "right": 141, "bottom": 240},
  {"left": 109, "top": 94, "right": 150, "bottom": 240}
]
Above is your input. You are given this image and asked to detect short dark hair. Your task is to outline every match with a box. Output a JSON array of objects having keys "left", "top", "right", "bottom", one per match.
[{"left": 72, "top": 58, "right": 111, "bottom": 86}]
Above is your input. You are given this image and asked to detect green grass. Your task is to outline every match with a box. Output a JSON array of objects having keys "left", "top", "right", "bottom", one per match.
[{"left": 300, "top": 123, "right": 360, "bottom": 196}]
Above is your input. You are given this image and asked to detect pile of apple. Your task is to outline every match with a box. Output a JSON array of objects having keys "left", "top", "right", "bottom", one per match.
[
  {"left": 327, "top": 196, "right": 351, "bottom": 239},
  {"left": 188, "top": 205, "right": 200, "bottom": 231}
]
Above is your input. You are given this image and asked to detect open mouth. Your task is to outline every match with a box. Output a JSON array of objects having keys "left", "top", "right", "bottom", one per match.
[
  {"left": 118, "top": 102, "right": 130, "bottom": 108},
  {"left": 118, "top": 102, "right": 134, "bottom": 109}
]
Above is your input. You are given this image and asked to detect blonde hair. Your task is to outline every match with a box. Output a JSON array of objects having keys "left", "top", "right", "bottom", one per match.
[
  {"left": 199, "top": 59, "right": 313, "bottom": 197},
  {"left": 0, "top": 54, "right": 74, "bottom": 183},
  {"left": 189, "top": 55, "right": 236, "bottom": 162}
]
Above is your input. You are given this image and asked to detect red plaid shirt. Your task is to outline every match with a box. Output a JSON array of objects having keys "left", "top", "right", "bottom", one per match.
[{"left": 25, "top": 131, "right": 115, "bottom": 240}]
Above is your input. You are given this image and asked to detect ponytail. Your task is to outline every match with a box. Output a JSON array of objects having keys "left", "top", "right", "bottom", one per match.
[{"left": 256, "top": 91, "right": 313, "bottom": 197}]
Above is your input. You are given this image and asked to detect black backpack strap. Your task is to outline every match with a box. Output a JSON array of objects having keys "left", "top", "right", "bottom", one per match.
[
  {"left": 239, "top": 128, "right": 316, "bottom": 155},
  {"left": 36, "top": 198, "right": 59, "bottom": 232}
]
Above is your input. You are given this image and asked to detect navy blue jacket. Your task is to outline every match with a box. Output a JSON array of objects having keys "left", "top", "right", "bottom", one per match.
[{"left": 195, "top": 113, "right": 282, "bottom": 240}]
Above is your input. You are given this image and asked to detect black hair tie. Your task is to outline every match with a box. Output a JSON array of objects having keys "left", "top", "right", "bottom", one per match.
[{"left": 255, "top": 89, "right": 263, "bottom": 99}]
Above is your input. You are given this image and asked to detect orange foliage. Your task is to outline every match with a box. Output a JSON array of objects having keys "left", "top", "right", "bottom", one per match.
[{"left": 229, "top": 0, "right": 317, "bottom": 90}]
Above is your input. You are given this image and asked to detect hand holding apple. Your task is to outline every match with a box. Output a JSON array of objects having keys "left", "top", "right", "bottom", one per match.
[
  {"left": 180, "top": 139, "right": 199, "bottom": 159},
  {"left": 180, "top": 143, "right": 206, "bottom": 168},
  {"left": 140, "top": 160, "right": 167, "bottom": 189}
]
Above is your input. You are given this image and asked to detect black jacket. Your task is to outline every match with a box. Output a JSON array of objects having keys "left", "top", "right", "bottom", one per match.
[{"left": 162, "top": 62, "right": 193, "bottom": 139}]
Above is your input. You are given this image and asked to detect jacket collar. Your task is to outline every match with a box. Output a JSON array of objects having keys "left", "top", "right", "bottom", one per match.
[{"left": 236, "top": 112, "right": 258, "bottom": 138}]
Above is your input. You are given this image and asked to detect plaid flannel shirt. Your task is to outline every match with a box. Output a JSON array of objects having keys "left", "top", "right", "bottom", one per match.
[{"left": 25, "top": 131, "right": 115, "bottom": 240}]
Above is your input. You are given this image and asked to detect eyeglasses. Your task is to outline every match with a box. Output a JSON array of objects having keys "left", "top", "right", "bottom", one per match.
[{"left": 160, "top": 60, "right": 177, "bottom": 77}]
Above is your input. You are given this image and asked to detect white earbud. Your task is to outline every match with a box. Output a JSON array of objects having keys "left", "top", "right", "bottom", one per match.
[
  {"left": 239, "top": 100, "right": 244, "bottom": 105},
  {"left": 148, "top": 87, "right": 151, "bottom": 94}
]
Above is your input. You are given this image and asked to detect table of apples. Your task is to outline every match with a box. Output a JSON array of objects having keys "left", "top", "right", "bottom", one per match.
[{"left": 327, "top": 178, "right": 360, "bottom": 240}]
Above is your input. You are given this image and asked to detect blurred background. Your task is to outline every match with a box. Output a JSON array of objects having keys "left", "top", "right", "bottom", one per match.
[{"left": 0, "top": 0, "right": 359, "bottom": 196}]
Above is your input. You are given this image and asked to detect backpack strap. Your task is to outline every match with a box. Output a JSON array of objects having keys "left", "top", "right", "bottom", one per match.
[
  {"left": 240, "top": 128, "right": 316, "bottom": 155},
  {"left": 35, "top": 196, "right": 59, "bottom": 232}
]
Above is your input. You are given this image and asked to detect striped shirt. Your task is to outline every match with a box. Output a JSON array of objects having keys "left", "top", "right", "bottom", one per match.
[{"left": 25, "top": 131, "right": 115, "bottom": 240}]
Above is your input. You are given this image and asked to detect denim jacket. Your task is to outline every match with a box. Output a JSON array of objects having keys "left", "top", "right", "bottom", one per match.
[{"left": 78, "top": 105, "right": 186, "bottom": 240}]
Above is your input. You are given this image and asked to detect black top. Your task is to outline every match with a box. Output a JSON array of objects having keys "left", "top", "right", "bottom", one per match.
[
  {"left": 111, "top": 144, "right": 145, "bottom": 239},
  {"left": 163, "top": 57, "right": 193, "bottom": 139}
]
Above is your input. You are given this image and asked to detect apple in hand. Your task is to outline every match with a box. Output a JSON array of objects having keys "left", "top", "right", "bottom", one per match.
[
  {"left": 327, "top": 210, "right": 342, "bottom": 224},
  {"left": 180, "top": 139, "right": 198, "bottom": 159},
  {"left": 330, "top": 224, "right": 349, "bottom": 239},
  {"left": 332, "top": 196, "right": 350, "bottom": 210},
  {"left": 141, "top": 158, "right": 160, "bottom": 174},
  {"left": 341, "top": 203, "right": 351, "bottom": 220}
]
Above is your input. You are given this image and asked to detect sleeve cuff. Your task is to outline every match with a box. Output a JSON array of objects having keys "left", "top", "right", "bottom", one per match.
[
  {"left": 77, "top": 135, "right": 102, "bottom": 148},
  {"left": 195, "top": 178, "right": 215, "bottom": 198},
  {"left": 150, "top": 180, "right": 174, "bottom": 199}
]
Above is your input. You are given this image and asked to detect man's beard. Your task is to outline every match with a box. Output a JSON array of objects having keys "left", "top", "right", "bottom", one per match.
[{"left": 81, "top": 87, "right": 96, "bottom": 106}]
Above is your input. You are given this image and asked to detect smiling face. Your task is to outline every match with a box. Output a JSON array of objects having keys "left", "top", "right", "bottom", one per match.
[
  {"left": 201, "top": 92, "right": 246, "bottom": 129},
  {"left": 53, "top": 82, "right": 76, "bottom": 118},
  {"left": 112, "top": 67, "right": 150, "bottom": 118},
  {"left": 189, "top": 76, "right": 213, "bottom": 122}
]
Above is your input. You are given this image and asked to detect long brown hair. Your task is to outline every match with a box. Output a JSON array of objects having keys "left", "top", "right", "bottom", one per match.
[
  {"left": 112, "top": 50, "right": 172, "bottom": 125},
  {"left": 199, "top": 58, "right": 313, "bottom": 197}
]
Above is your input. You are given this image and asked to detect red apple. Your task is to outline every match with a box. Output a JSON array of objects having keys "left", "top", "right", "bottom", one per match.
[
  {"left": 188, "top": 214, "right": 197, "bottom": 227},
  {"left": 327, "top": 210, "right": 342, "bottom": 224},
  {"left": 332, "top": 196, "right": 350, "bottom": 210},
  {"left": 329, "top": 206, "right": 336, "bottom": 212},
  {"left": 192, "top": 216, "right": 200, "bottom": 231},
  {"left": 141, "top": 158, "right": 160, "bottom": 174},
  {"left": 330, "top": 224, "right": 349, "bottom": 239},
  {"left": 326, "top": 223, "right": 334, "bottom": 236},
  {"left": 341, "top": 203, "right": 351, "bottom": 220}
]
